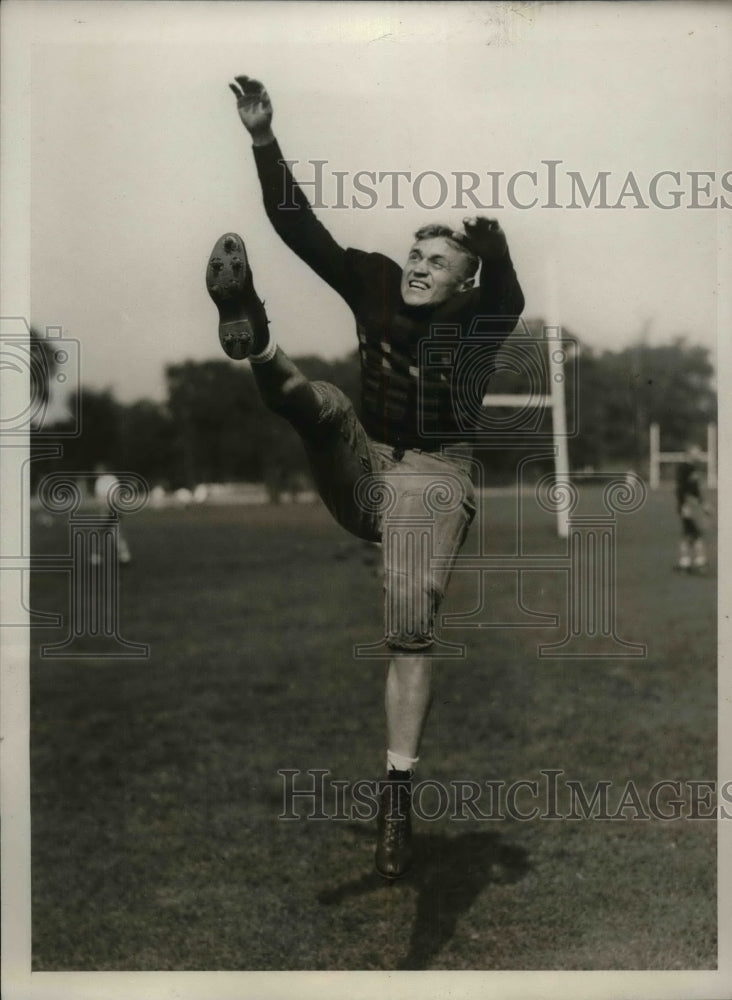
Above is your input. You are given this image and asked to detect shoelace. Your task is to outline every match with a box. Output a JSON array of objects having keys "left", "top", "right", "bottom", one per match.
[{"left": 383, "top": 816, "right": 409, "bottom": 847}]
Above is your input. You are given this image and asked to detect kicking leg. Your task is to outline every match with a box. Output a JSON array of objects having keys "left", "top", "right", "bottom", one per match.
[
  {"left": 206, "top": 231, "right": 334, "bottom": 429},
  {"left": 206, "top": 232, "right": 379, "bottom": 538},
  {"left": 250, "top": 347, "right": 327, "bottom": 431}
]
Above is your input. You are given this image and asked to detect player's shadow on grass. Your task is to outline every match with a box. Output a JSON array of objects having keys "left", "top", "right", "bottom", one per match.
[{"left": 318, "top": 829, "right": 530, "bottom": 970}]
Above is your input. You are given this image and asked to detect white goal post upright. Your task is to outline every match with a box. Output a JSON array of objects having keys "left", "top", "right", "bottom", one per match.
[
  {"left": 543, "top": 256, "right": 570, "bottom": 539},
  {"left": 649, "top": 421, "right": 717, "bottom": 490},
  {"left": 547, "top": 324, "right": 571, "bottom": 539},
  {"left": 706, "top": 422, "right": 717, "bottom": 489},
  {"left": 480, "top": 258, "right": 571, "bottom": 539}
]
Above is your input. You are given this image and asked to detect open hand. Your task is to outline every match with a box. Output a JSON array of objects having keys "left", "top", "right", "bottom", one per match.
[
  {"left": 462, "top": 216, "right": 508, "bottom": 262},
  {"left": 229, "top": 75, "right": 273, "bottom": 139}
]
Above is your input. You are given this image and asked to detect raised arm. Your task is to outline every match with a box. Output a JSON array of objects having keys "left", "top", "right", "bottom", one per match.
[
  {"left": 463, "top": 216, "right": 525, "bottom": 328},
  {"left": 229, "top": 76, "right": 353, "bottom": 300}
]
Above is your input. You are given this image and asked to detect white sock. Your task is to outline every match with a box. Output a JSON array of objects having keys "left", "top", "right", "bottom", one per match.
[
  {"left": 387, "top": 749, "right": 419, "bottom": 774},
  {"left": 250, "top": 335, "right": 277, "bottom": 365},
  {"left": 693, "top": 541, "right": 707, "bottom": 566}
]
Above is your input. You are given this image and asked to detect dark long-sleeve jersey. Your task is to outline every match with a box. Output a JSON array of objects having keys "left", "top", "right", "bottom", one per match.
[
  {"left": 253, "top": 140, "right": 525, "bottom": 451},
  {"left": 676, "top": 461, "right": 702, "bottom": 512}
]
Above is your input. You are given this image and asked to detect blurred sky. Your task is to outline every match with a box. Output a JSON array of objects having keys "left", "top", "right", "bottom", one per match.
[{"left": 20, "top": 1, "right": 732, "bottom": 404}]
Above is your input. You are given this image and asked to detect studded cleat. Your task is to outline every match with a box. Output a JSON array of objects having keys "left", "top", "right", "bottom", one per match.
[{"left": 206, "top": 233, "right": 269, "bottom": 360}]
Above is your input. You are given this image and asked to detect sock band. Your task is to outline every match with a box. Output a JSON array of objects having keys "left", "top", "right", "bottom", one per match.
[
  {"left": 387, "top": 750, "right": 419, "bottom": 774},
  {"left": 250, "top": 336, "right": 277, "bottom": 365}
]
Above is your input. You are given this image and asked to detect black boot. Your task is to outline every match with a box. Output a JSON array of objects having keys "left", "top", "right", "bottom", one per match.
[{"left": 375, "top": 771, "right": 413, "bottom": 879}]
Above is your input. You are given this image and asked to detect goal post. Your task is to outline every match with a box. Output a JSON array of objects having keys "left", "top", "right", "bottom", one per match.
[
  {"left": 482, "top": 326, "right": 572, "bottom": 539},
  {"left": 481, "top": 255, "right": 572, "bottom": 539},
  {"left": 649, "top": 421, "right": 717, "bottom": 489}
]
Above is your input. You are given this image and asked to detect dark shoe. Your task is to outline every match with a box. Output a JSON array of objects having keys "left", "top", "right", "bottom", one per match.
[
  {"left": 375, "top": 776, "right": 413, "bottom": 879},
  {"left": 206, "top": 233, "right": 268, "bottom": 360}
]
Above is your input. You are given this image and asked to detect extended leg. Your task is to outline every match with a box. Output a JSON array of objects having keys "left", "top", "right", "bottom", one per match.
[
  {"left": 207, "top": 232, "right": 341, "bottom": 432},
  {"left": 206, "top": 232, "right": 380, "bottom": 540},
  {"left": 251, "top": 346, "right": 327, "bottom": 431}
]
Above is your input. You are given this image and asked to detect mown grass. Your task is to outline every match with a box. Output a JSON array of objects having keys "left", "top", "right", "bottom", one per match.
[{"left": 30, "top": 489, "right": 717, "bottom": 970}]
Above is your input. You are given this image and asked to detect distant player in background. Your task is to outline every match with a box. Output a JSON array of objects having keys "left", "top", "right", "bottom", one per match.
[
  {"left": 93, "top": 466, "right": 132, "bottom": 566},
  {"left": 674, "top": 445, "right": 709, "bottom": 574}
]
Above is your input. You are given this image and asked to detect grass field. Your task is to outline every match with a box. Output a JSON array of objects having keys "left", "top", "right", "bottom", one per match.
[{"left": 29, "top": 486, "right": 717, "bottom": 971}]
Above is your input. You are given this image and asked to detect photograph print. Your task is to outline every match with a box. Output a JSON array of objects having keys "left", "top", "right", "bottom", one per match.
[{"left": 1, "top": 1, "right": 730, "bottom": 997}]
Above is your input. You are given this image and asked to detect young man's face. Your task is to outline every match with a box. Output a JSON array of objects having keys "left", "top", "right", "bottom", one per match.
[{"left": 400, "top": 237, "right": 473, "bottom": 308}]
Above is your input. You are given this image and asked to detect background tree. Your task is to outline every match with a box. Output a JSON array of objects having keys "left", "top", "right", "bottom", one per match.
[
  {"left": 57, "top": 388, "right": 122, "bottom": 473},
  {"left": 29, "top": 326, "right": 56, "bottom": 427},
  {"left": 574, "top": 336, "right": 716, "bottom": 473},
  {"left": 30, "top": 336, "right": 716, "bottom": 494},
  {"left": 117, "top": 400, "right": 179, "bottom": 488}
]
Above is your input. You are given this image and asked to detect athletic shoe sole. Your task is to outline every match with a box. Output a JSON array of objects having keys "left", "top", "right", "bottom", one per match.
[{"left": 206, "top": 233, "right": 264, "bottom": 360}]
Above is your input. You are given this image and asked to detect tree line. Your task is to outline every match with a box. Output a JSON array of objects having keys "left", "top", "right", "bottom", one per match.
[{"left": 30, "top": 323, "right": 716, "bottom": 493}]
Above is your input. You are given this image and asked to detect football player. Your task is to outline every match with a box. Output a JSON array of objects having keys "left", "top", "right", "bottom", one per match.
[{"left": 207, "top": 75, "right": 525, "bottom": 878}]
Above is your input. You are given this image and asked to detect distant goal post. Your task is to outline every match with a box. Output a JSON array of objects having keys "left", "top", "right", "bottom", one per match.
[{"left": 648, "top": 422, "right": 717, "bottom": 490}]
